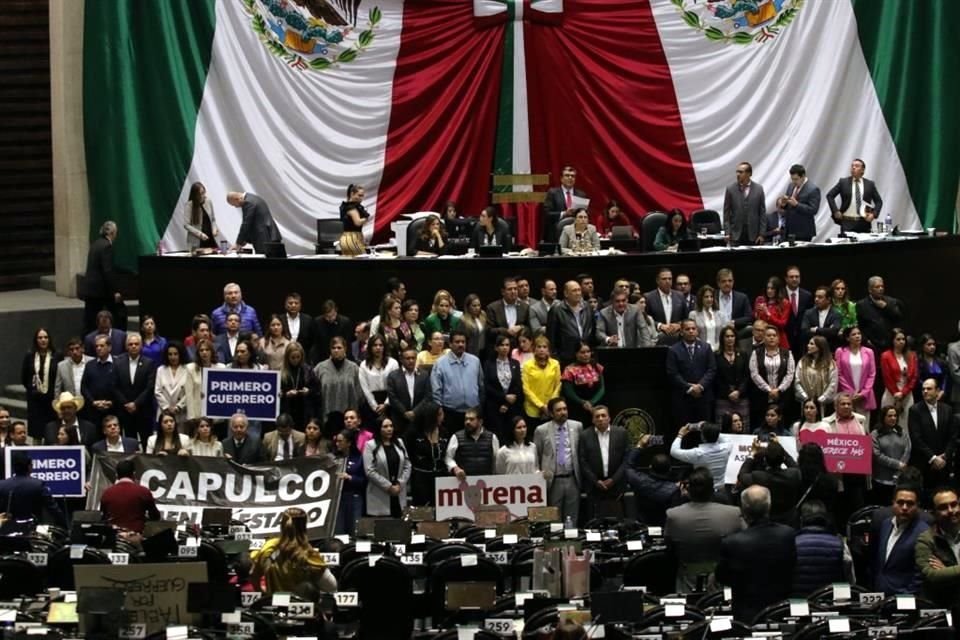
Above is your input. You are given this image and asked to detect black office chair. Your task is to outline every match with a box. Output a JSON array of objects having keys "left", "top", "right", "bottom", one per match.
[
  {"left": 690, "top": 209, "right": 722, "bottom": 234},
  {"left": 47, "top": 545, "right": 112, "bottom": 589},
  {"left": 425, "top": 542, "right": 479, "bottom": 566},
  {"left": 427, "top": 555, "right": 503, "bottom": 623},
  {"left": 406, "top": 216, "right": 439, "bottom": 256},
  {"left": 752, "top": 599, "right": 824, "bottom": 625},
  {"left": 339, "top": 555, "right": 413, "bottom": 639},
  {"left": 316, "top": 219, "right": 343, "bottom": 254},
  {"left": 555, "top": 216, "right": 575, "bottom": 243},
  {"left": 0, "top": 556, "right": 43, "bottom": 598},
  {"left": 622, "top": 547, "right": 677, "bottom": 596},
  {"left": 680, "top": 618, "right": 754, "bottom": 638},
  {"left": 521, "top": 605, "right": 561, "bottom": 640},
  {"left": 792, "top": 618, "right": 866, "bottom": 640},
  {"left": 636, "top": 604, "right": 705, "bottom": 630},
  {"left": 641, "top": 212, "right": 667, "bottom": 252},
  {"left": 339, "top": 541, "right": 388, "bottom": 568},
  {"left": 808, "top": 583, "right": 867, "bottom": 608}
]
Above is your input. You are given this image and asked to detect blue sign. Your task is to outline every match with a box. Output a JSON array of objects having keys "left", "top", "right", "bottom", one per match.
[
  {"left": 202, "top": 368, "right": 281, "bottom": 420},
  {"left": 5, "top": 446, "right": 86, "bottom": 497}
]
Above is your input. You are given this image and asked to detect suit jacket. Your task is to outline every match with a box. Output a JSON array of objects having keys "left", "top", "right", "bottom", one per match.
[
  {"left": 362, "top": 439, "right": 411, "bottom": 516},
  {"left": 546, "top": 302, "right": 596, "bottom": 364},
  {"left": 529, "top": 298, "right": 558, "bottom": 335},
  {"left": 469, "top": 224, "right": 512, "bottom": 252},
  {"left": 43, "top": 419, "right": 97, "bottom": 449},
  {"left": 716, "top": 520, "right": 796, "bottom": 624},
  {"left": 717, "top": 290, "right": 753, "bottom": 330},
  {"left": 835, "top": 347, "right": 878, "bottom": 410},
  {"left": 800, "top": 306, "right": 841, "bottom": 343},
  {"left": 223, "top": 436, "right": 265, "bottom": 464},
  {"left": 482, "top": 356, "right": 523, "bottom": 404},
  {"left": 855, "top": 296, "right": 904, "bottom": 352},
  {"left": 183, "top": 199, "right": 220, "bottom": 250},
  {"left": 665, "top": 501, "right": 744, "bottom": 591},
  {"left": 486, "top": 299, "right": 531, "bottom": 339},
  {"left": 868, "top": 514, "right": 928, "bottom": 595},
  {"left": 722, "top": 181, "right": 767, "bottom": 243},
  {"left": 577, "top": 426, "right": 629, "bottom": 495},
  {"left": 0, "top": 474, "right": 66, "bottom": 526},
  {"left": 262, "top": 429, "right": 306, "bottom": 460},
  {"left": 826, "top": 176, "right": 883, "bottom": 217},
  {"left": 84, "top": 330, "right": 127, "bottom": 357},
  {"left": 213, "top": 333, "right": 237, "bottom": 365},
  {"left": 784, "top": 287, "right": 813, "bottom": 345},
  {"left": 908, "top": 401, "right": 958, "bottom": 470},
  {"left": 665, "top": 340, "right": 716, "bottom": 397},
  {"left": 386, "top": 368, "right": 432, "bottom": 431},
  {"left": 596, "top": 305, "right": 640, "bottom": 348},
  {"left": 644, "top": 289, "right": 688, "bottom": 327},
  {"left": 779, "top": 180, "right": 821, "bottom": 241},
  {"left": 91, "top": 437, "right": 141, "bottom": 454},
  {"left": 543, "top": 186, "right": 587, "bottom": 216},
  {"left": 112, "top": 355, "right": 157, "bottom": 417},
  {"left": 81, "top": 235, "right": 118, "bottom": 300},
  {"left": 558, "top": 224, "right": 600, "bottom": 254},
  {"left": 53, "top": 356, "right": 92, "bottom": 397},
  {"left": 282, "top": 313, "right": 315, "bottom": 358},
  {"left": 533, "top": 420, "right": 583, "bottom": 488},
  {"left": 236, "top": 193, "right": 282, "bottom": 253},
  {"left": 310, "top": 314, "right": 353, "bottom": 363}
]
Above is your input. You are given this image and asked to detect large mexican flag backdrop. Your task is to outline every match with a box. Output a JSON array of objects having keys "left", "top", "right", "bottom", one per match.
[{"left": 84, "top": 0, "right": 959, "bottom": 271}]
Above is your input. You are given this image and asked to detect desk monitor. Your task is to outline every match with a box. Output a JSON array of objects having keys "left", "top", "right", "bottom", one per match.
[
  {"left": 477, "top": 245, "right": 504, "bottom": 258},
  {"left": 187, "top": 583, "right": 239, "bottom": 613},
  {"left": 590, "top": 590, "right": 646, "bottom": 624},
  {"left": 537, "top": 242, "right": 558, "bottom": 257},
  {"left": 355, "top": 517, "right": 379, "bottom": 538},
  {"left": 611, "top": 225, "right": 634, "bottom": 240},
  {"left": 201, "top": 508, "right": 232, "bottom": 529}
]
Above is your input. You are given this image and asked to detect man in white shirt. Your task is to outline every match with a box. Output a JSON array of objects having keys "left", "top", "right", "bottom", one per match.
[
  {"left": 783, "top": 266, "right": 813, "bottom": 357},
  {"left": 597, "top": 291, "right": 640, "bottom": 348},
  {"left": 826, "top": 158, "right": 884, "bottom": 234},
  {"left": 214, "top": 312, "right": 242, "bottom": 363},
  {"left": 801, "top": 286, "right": 842, "bottom": 346},
  {"left": 91, "top": 415, "right": 140, "bottom": 453},
  {"left": 281, "top": 292, "right": 314, "bottom": 358},
  {"left": 669, "top": 422, "right": 732, "bottom": 493},
  {"left": 577, "top": 406, "right": 629, "bottom": 516},
  {"left": 908, "top": 379, "right": 958, "bottom": 490},
  {"left": 386, "top": 347, "right": 431, "bottom": 432},
  {"left": 263, "top": 413, "right": 305, "bottom": 461},
  {"left": 55, "top": 337, "right": 92, "bottom": 397},
  {"left": 644, "top": 268, "right": 686, "bottom": 342}
]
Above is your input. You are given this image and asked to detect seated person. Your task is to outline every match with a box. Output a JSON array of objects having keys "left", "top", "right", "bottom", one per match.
[
  {"left": 558, "top": 208, "right": 600, "bottom": 255},
  {"left": 470, "top": 205, "right": 512, "bottom": 251},
  {"left": 791, "top": 499, "right": 854, "bottom": 597},
  {"left": 414, "top": 216, "right": 447, "bottom": 256},
  {"left": 595, "top": 200, "right": 635, "bottom": 236},
  {"left": 653, "top": 209, "right": 689, "bottom": 251}
]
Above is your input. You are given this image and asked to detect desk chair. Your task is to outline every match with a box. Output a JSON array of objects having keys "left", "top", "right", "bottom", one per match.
[{"left": 641, "top": 212, "right": 667, "bottom": 252}]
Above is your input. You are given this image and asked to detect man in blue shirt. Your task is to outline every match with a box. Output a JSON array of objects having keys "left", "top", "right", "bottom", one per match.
[
  {"left": 211, "top": 282, "right": 262, "bottom": 337},
  {"left": 431, "top": 329, "right": 484, "bottom": 433}
]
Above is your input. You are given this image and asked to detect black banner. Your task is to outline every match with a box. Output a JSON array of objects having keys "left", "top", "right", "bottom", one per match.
[{"left": 87, "top": 453, "right": 343, "bottom": 539}]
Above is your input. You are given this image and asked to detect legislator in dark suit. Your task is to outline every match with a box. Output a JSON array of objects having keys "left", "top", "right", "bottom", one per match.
[
  {"left": 644, "top": 288, "right": 688, "bottom": 346},
  {"left": 311, "top": 312, "right": 353, "bottom": 363},
  {"left": 907, "top": 400, "right": 958, "bottom": 489},
  {"left": 386, "top": 366, "right": 432, "bottom": 433},
  {"left": 665, "top": 337, "right": 716, "bottom": 427},
  {"left": 482, "top": 357, "right": 523, "bottom": 441},
  {"left": 80, "top": 227, "right": 122, "bottom": 333},
  {"left": 722, "top": 178, "right": 767, "bottom": 245},
  {"left": 84, "top": 329, "right": 127, "bottom": 357},
  {"left": 0, "top": 469, "right": 66, "bottom": 527},
  {"left": 784, "top": 285, "right": 813, "bottom": 356},
  {"left": 223, "top": 435, "right": 265, "bottom": 464},
  {"left": 546, "top": 301, "right": 596, "bottom": 365},
  {"left": 717, "top": 288, "right": 753, "bottom": 331},
  {"left": 486, "top": 299, "right": 531, "bottom": 342},
  {"left": 80, "top": 356, "right": 116, "bottom": 431},
  {"left": 826, "top": 176, "right": 883, "bottom": 233},
  {"left": 868, "top": 510, "right": 928, "bottom": 595},
  {"left": 596, "top": 304, "right": 640, "bottom": 348},
  {"left": 577, "top": 424, "right": 629, "bottom": 500},
  {"left": 778, "top": 178, "right": 821, "bottom": 241},
  {"left": 112, "top": 354, "right": 157, "bottom": 448},
  {"left": 716, "top": 519, "right": 796, "bottom": 624},
  {"left": 91, "top": 436, "right": 141, "bottom": 454},
  {"left": 235, "top": 193, "right": 282, "bottom": 253},
  {"left": 800, "top": 305, "right": 841, "bottom": 345},
  {"left": 666, "top": 500, "right": 744, "bottom": 592},
  {"left": 43, "top": 419, "right": 97, "bottom": 450},
  {"left": 282, "top": 312, "right": 315, "bottom": 359},
  {"left": 543, "top": 184, "right": 587, "bottom": 242}
]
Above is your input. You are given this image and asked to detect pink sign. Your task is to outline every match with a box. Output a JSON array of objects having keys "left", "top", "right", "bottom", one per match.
[{"left": 799, "top": 430, "right": 872, "bottom": 475}]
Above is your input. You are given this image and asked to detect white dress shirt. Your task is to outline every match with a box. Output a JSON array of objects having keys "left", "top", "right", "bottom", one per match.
[
  {"left": 128, "top": 357, "right": 139, "bottom": 384},
  {"left": 70, "top": 359, "right": 87, "bottom": 394},
  {"left": 596, "top": 428, "right": 610, "bottom": 477},
  {"left": 404, "top": 369, "right": 417, "bottom": 404},
  {"left": 286, "top": 314, "right": 301, "bottom": 342},
  {"left": 660, "top": 292, "right": 673, "bottom": 323},
  {"left": 843, "top": 178, "right": 865, "bottom": 218},
  {"left": 503, "top": 301, "right": 518, "bottom": 327},
  {"left": 885, "top": 518, "right": 907, "bottom": 562}
]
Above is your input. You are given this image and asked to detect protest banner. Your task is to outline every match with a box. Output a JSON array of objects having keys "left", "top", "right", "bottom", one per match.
[
  {"left": 5, "top": 445, "right": 86, "bottom": 497},
  {"left": 202, "top": 367, "right": 280, "bottom": 420},
  {"left": 719, "top": 434, "right": 798, "bottom": 485},
  {"left": 435, "top": 473, "right": 546, "bottom": 521},
  {"left": 799, "top": 430, "right": 872, "bottom": 475}
]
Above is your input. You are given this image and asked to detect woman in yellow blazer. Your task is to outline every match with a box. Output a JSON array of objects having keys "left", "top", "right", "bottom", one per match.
[{"left": 521, "top": 336, "right": 561, "bottom": 423}]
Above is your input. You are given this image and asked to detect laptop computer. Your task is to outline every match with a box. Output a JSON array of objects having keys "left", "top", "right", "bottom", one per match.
[
  {"left": 477, "top": 244, "right": 504, "bottom": 258},
  {"left": 611, "top": 225, "right": 634, "bottom": 240},
  {"left": 201, "top": 508, "right": 232, "bottom": 529}
]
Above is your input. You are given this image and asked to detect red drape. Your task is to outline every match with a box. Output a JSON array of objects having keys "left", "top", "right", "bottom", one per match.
[
  {"left": 525, "top": 0, "right": 704, "bottom": 227},
  {"left": 375, "top": 2, "right": 505, "bottom": 239}
]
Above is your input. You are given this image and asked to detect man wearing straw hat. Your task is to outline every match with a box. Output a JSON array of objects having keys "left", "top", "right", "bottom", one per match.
[{"left": 43, "top": 392, "right": 96, "bottom": 449}]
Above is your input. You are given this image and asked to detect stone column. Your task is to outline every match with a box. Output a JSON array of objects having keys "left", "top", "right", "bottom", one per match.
[{"left": 49, "top": 0, "right": 89, "bottom": 298}]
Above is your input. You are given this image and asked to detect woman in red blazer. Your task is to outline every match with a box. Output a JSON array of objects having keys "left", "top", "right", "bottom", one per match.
[
  {"left": 753, "top": 276, "right": 791, "bottom": 350},
  {"left": 879, "top": 328, "right": 917, "bottom": 428}
]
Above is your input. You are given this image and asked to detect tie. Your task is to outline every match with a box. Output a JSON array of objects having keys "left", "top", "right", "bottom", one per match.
[
  {"left": 854, "top": 180, "right": 862, "bottom": 214},
  {"left": 688, "top": 344, "right": 696, "bottom": 359},
  {"left": 792, "top": 185, "right": 800, "bottom": 199},
  {"left": 791, "top": 292, "right": 798, "bottom": 314},
  {"left": 284, "top": 438, "right": 290, "bottom": 460},
  {"left": 565, "top": 190, "right": 572, "bottom": 209},
  {"left": 556, "top": 426, "right": 568, "bottom": 469}
]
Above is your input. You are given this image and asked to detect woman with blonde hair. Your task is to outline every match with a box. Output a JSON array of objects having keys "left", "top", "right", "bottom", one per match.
[
  {"left": 186, "top": 417, "right": 223, "bottom": 457},
  {"left": 251, "top": 507, "right": 337, "bottom": 594},
  {"left": 794, "top": 335, "right": 838, "bottom": 414},
  {"left": 422, "top": 290, "right": 461, "bottom": 341},
  {"left": 460, "top": 293, "right": 488, "bottom": 356},
  {"left": 521, "top": 335, "right": 561, "bottom": 422},
  {"left": 184, "top": 338, "right": 224, "bottom": 420}
]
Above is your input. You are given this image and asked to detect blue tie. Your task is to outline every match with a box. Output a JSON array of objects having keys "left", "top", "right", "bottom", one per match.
[{"left": 557, "top": 425, "right": 568, "bottom": 469}]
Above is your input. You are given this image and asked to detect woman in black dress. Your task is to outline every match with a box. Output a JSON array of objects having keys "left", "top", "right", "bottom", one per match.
[
  {"left": 405, "top": 401, "right": 448, "bottom": 506},
  {"left": 413, "top": 216, "right": 447, "bottom": 256},
  {"left": 339, "top": 184, "right": 369, "bottom": 256},
  {"left": 21, "top": 328, "right": 59, "bottom": 442}
]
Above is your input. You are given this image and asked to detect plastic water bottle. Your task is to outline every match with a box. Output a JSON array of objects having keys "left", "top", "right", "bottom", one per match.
[
  {"left": 884, "top": 214, "right": 892, "bottom": 233},
  {"left": 564, "top": 515, "right": 574, "bottom": 530}
]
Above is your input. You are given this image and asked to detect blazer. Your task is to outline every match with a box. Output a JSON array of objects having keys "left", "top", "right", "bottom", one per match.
[
  {"left": 784, "top": 287, "right": 813, "bottom": 339},
  {"left": 800, "top": 306, "right": 842, "bottom": 343},
  {"left": 825, "top": 176, "right": 883, "bottom": 217},
  {"left": 362, "top": 439, "right": 412, "bottom": 516},
  {"left": 596, "top": 305, "right": 640, "bottom": 348},
  {"left": 779, "top": 180, "right": 821, "bottom": 241},
  {"left": 529, "top": 298, "right": 558, "bottom": 335},
  {"left": 236, "top": 193, "right": 282, "bottom": 253},
  {"left": 835, "top": 347, "right": 877, "bottom": 410},
  {"left": 84, "top": 329, "right": 127, "bottom": 357},
  {"left": 855, "top": 296, "right": 904, "bottom": 352},
  {"left": 543, "top": 186, "right": 586, "bottom": 217},
  {"left": 80, "top": 235, "right": 118, "bottom": 300},
  {"left": 486, "top": 299, "right": 531, "bottom": 339},
  {"left": 0, "top": 474, "right": 66, "bottom": 527},
  {"left": 20, "top": 351, "right": 58, "bottom": 406},
  {"left": 262, "top": 429, "right": 306, "bottom": 460},
  {"left": 482, "top": 358, "right": 523, "bottom": 409},
  {"left": 558, "top": 224, "right": 600, "bottom": 254},
  {"left": 310, "top": 313, "right": 353, "bottom": 363},
  {"left": 868, "top": 514, "right": 928, "bottom": 595},
  {"left": 666, "top": 339, "right": 716, "bottom": 397},
  {"left": 577, "top": 426, "right": 629, "bottom": 495},
  {"left": 281, "top": 313, "right": 315, "bottom": 358},
  {"left": 716, "top": 520, "right": 796, "bottom": 624},
  {"left": 43, "top": 419, "right": 97, "bottom": 449},
  {"left": 644, "top": 289, "right": 688, "bottom": 326},
  {"left": 91, "top": 437, "right": 141, "bottom": 454},
  {"left": 112, "top": 355, "right": 157, "bottom": 416},
  {"left": 717, "top": 289, "right": 753, "bottom": 330},
  {"left": 722, "top": 181, "right": 767, "bottom": 243},
  {"left": 907, "top": 401, "right": 958, "bottom": 469},
  {"left": 386, "top": 368, "right": 432, "bottom": 431},
  {"left": 54, "top": 356, "right": 92, "bottom": 397},
  {"left": 213, "top": 333, "right": 237, "bottom": 364},
  {"left": 880, "top": 350, "right": 918, "bottom": 397},
  {"left": 223, "top": 436, "right": 265, "bottom": 464},
  {"left": 665, "top": 501, "right": 744, "bottom": 591},
  {"left": 533, "top": 419, "right": 583, "bottom": 488},
  {"left": 546, "top": 302, "right": 596, "bottom": 364},
  {"left": 183, "top": 199, "right": 220, "bottom": 250}
]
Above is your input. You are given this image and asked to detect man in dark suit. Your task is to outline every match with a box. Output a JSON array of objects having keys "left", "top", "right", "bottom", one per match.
[
  {"left": 91, "top": 415, "right": 140, "bottom": 453},
  {"left": 775, "top": 164, "right": 821, "bottom": 242},
  {"left": 83, "top": 310, "right": 127, "bottom": 357},
  {"left": 542, "top": 165, "right": 587, "bottom": 242},
  {"left": 81, "top": 335, "right": 117, "bottom": 431},
  {"left": 855, "top": 276, "right": 903, "bottom": 352},
  {"left": 665, "top": 320, "right": 716, "bottom": 427},
  {"left": 226, "top": 191, "right": 282, "bottom": 254},
  {"left": 868, "top": 482, "right": 928, "bottom": 595},
  {"left": 596, "top": 290, "right": 640, "bottom": 348},
  {"left": 262, "top": 413, "right": 305, "bottom": 461},
  {"left": 112, "top": 333, "right": 157, "bottom": 450},
  {"left": 826, "top": 158, "right": 883, "bottom": 233},
  {"left": 715, "top": 268, "right": 753, "bottom": 330},
  {"left": 223, "top": 413, "right": 265, "bottom": 464},
  {"left": 716, "top": 485, "right": 796, "bottom": 624},
  {"left": 81, "top": 220, "right": 123, "bottom": 334},
  {"left": 0, "top": 452, "right": 66, "bottom": 527},
  {"left": 486, "top": 276, "right": 530, "bottom": 345},
  {"left": 43, "top": 392, "right": 97, "bottom": 449},
  {"left": 722, "top": 162, "right": 767, "bottom": 246},
  {"left": 908, "top": 379, "right": 959, "bottom": 492},
  {"left": 311, "top": 300, "right": 353, "bottom": 364},
  {"left": 577, "top": 406, "right": 629, "bottom": 517},
  {"left": 644, "top": 268, "right": 687, "bottom": 345},
  {"left": 281, "top": 292, "right": 315, "bottom": 358},
  {"left": 784, "top": 266, "right": 813, "bottom": 356},
  {"left": 213, "top": 312, "right": 241, "bottom": 364},
  {"left": 547, "top": 280, "right": 596, "bottom": 365},
  {"left": 184, "top": 315, "right": 213, "bottom": 361},
  {"left": 737, "top": 441, "right": 802, "bottom": 524},
  {"left": 801, "top": 285, "right": 842, "bottom": 346},
  {"left": 387, "top": 348, "right": 431, "bottom": 433}
]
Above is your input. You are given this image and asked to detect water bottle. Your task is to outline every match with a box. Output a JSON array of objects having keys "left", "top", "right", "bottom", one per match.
[
  {"left": 884, "top": 214, "right": 892, "bottom": 233},
  {"left": 564, "top": 515, "right": 574, "bottom": 531}
]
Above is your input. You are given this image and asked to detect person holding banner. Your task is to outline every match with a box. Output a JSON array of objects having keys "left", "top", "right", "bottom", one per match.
[
  {"left": 186, "top": 417, "right": 223, "bottom": 457},
  {"left": 332, "top": 429, "right": 365, "bottom": 535},
  {"left": 223, "top": 413, "right": 265, "bottom": 464},
  {"left": 146, "top": 410, "right": 190, "bottom": 456},
  {"left": 822, "top": 393, "right": 869, "bottom": 525},
  {"left": 91, "top": 415, "right": 140, "bottom": 454},
  {"left": 362, "top": 418, "right": 411, "bottom": 517},
  {"left": 445, "top": 407, "right": 499, "bottom": 480},
  {"left": 184, "top": 338, "right": 223, "bottom": 421},
  {"left": 251, "top": 507, "right": 337, "bottom": 595}
]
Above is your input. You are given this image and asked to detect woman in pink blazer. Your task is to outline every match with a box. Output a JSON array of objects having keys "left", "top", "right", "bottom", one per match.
[{"left": 835, "top": 326, "right": 877, "bottom": 424}]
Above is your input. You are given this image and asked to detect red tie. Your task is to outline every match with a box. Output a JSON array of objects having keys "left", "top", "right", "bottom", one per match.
[
  {"left": 565, "top": 190, "right": 572, "bottom": 209},
  {"left": 791, "top": 292, "right": 798, "bottom": 314}
]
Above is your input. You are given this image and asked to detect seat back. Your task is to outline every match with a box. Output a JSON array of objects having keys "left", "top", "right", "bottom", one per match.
[
  {"left": 641, "top": 212, "right": 667, "bottom": 251},
  {"left": 690, "top": 209, "right": 721, "bottom": 234},
  {"left": 316, "top": 219, "right": 343, "bottom": 254},
  {"left": 0, "top": 556, "right": 43, "bottom": 598},
  {"left": 339, "top": 556, "right": 413, "bottom": 639},
  {"left": 555, "top": 216, "right": 576, "bottom": 241},
  {"left": 622, "top": 547, "right": 677, "bottom": 596},
  {"left": 406, "top": 216, "right": 438, "bottom": 256}
]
